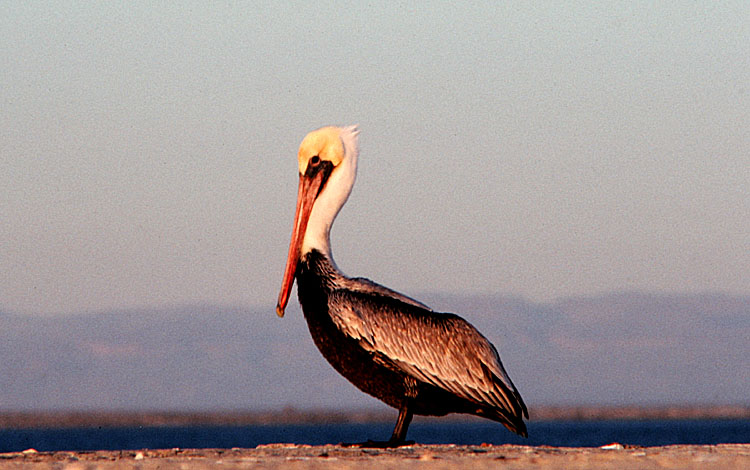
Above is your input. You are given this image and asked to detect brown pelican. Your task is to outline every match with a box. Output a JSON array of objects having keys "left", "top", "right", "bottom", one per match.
[{"left": 276, "top": 126, "right": 528, "bottom": 446}]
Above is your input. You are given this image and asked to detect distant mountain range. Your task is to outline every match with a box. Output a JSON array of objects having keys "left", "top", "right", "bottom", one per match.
[{"left": 0, "top": 292, "right": 747, "bottom": 411}]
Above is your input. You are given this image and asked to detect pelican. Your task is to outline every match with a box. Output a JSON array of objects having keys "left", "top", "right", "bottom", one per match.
[{"left": 276, "top": 126, "right": 528, "bottom": 446}]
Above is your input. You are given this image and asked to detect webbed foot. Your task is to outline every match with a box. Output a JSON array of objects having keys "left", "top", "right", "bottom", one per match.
[{"left": 340, "top": 439, "right": 415, "bottom": 448}]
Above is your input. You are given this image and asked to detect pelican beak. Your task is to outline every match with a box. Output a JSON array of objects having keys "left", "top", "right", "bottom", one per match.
[{"left": 276, "top": 163, "right": 331, "bottom": 317}]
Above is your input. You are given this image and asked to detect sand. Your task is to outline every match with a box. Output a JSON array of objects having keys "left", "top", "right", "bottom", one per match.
[{"left": 1, "top": 444, "right": 748, "bottom": 469}]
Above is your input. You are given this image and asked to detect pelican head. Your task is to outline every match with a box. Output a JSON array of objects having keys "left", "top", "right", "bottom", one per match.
[{"left": 276, "top": 125, "right": 359, "bottom": 317}]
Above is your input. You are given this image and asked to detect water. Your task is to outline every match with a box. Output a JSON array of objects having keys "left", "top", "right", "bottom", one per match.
[{"left": 1, "top": 420, "right": 748, "bottom": 453}]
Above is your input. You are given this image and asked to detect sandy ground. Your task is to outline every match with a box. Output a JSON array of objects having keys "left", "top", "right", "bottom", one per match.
[{"left": 1, "top": 444, "right": 748, "bottom": 469}]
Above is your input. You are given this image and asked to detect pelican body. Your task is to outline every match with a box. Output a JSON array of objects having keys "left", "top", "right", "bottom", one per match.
[{"left": 277, "top": 126, "right": 527, "bottom": 446}]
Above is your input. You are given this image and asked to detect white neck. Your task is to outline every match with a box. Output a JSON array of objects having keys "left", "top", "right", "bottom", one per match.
[{"left": 301, "top": 126, "right": 359, "bottom": 261}]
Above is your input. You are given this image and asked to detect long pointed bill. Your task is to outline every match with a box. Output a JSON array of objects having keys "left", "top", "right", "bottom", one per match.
[{"left": 276, "top": 170, "right": 326, "bottom": 317}]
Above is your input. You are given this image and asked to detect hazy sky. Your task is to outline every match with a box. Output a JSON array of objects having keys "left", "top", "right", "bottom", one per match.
[{"left": 2, "top": 2, "right": 748, "bottom": 315}]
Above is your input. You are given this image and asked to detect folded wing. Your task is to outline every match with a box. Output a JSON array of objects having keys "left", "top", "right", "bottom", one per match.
[{"left": 328, "top": 284, "right": 528, "bottom": 428}]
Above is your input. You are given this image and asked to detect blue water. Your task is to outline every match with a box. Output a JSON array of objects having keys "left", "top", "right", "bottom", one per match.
[{"left": 1, "top": 420, "right": 748, "bottom": 452}]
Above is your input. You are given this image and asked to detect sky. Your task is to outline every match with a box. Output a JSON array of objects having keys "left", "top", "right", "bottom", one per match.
[{"left": 2, "top": 2, "right": 748, "bottom": 316}]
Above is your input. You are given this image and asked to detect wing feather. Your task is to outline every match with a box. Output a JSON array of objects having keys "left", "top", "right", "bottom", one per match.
[{"left": 328, "top": 285, "right": 526, "bottom": 420}]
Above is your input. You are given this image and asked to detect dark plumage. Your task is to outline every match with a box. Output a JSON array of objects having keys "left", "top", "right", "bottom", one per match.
[{"left": 297, "top": 249, "right": 528, "bottom": 444}]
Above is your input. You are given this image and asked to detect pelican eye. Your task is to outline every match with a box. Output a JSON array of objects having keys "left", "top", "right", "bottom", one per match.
[{"left": 310, "top": 155, "right": 321, "bottom": 166}]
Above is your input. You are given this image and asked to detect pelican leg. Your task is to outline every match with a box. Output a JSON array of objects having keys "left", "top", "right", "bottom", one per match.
[
  {"left": 340, "top": 403, "right": 415, "bottom": 448},
  {"left": 388, "top": 403, "right": 413, "bottom": 445}
]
